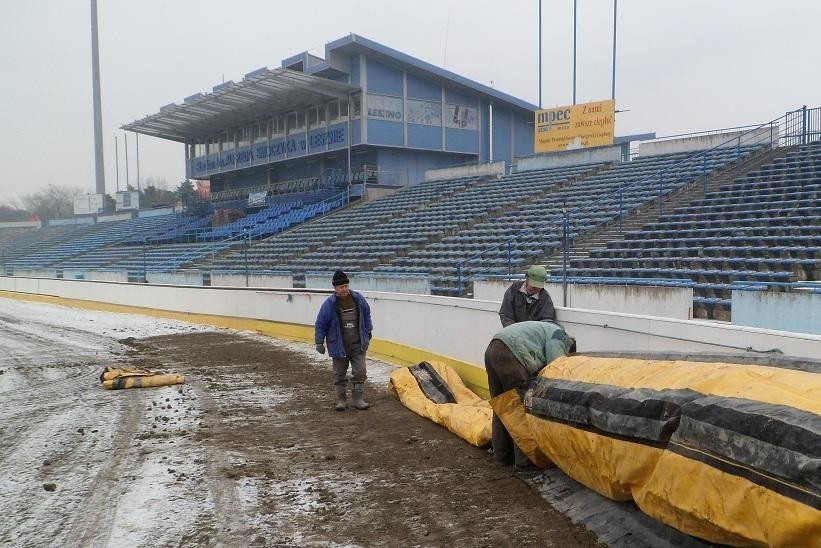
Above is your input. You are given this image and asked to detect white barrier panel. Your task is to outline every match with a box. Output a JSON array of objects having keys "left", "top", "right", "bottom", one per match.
[
  {"left": 474, "top": 279, "right": 693, "bottom": 320},
  {"left": 211, "top": 273, "right": 293, "bottom": 288},
  {"left": 97, "top": 212, "right": 134, "bottom": 223},
  {"left": 515, "top": 146, "right": 621, "bottom": 173},
  {"left": 62, "top": 270, "right": 86, "bottom": 280},
  {"left": 0, "top": 277, "right": 817, "bottom": 364},
  {"left": 87, "top": 270, "right": 129, "bottom": 283},
  {"left": 138, "top": 207, "right": 175, "bottom": 218},
  {"left": 13, "top": 269, "right": 58, "bottom": 278},
  {"left": 732, "top": 289, "right": 821, "bottom": 335},
  {"left": 147, "top": 272, "right": 203, "bottom": 286},
  {"left": 639, "top": 127, "right": 778, "bottom": 157},
  {"left": 425, "top": 161, "right": 505, "bottom": 182},
  {"left": 47, "top": 217, "right": 95, "bottom": 226},
  {"left": 0, "top": 221, "right": 40, "bottom": 229},
  {"left": 304, "top": 274, "right": 430, "bottom": 294}
]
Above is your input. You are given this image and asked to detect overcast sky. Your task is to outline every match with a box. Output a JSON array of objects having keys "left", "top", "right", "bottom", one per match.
[{"left": 0, "top": 0, "right": 819, "bottom": 204}]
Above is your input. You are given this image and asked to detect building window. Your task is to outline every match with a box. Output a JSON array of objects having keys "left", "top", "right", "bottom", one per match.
[
  {"left": 208, "top": 136, "right": 220, "bottom": 154},
  {"left": 328, "top": 101, "right": 339, "bottom": 122},
  {"left": 352, "top": 94, "right": 361, "bottom": 118},
  {"left": 271, "top": 118, "right": 284, "bottom": 138},
  {"left": 222, "top": 131, "right": 235, "bottom": 150},
  {"left": 238, "top": 127, "right": 250, "bottom": 148},
  {"left": 307, "top": 106, "right": 325, "bottom": 129},
  {"left": 252, "top": 122, "right": 268, "bottom": 143},
  {"left": 287, "top": 111, "right": 305, "bottom": 134},
  {"left": 193, "top": 140, "right": 206, "bottom": 157}
]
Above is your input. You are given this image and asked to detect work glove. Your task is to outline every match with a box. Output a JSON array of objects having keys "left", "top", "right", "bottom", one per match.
[{"left": 315, "top": 343, "right": 326, "bottom": 354}]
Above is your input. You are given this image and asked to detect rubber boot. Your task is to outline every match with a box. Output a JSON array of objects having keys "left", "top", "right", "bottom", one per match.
[
  {"left": 334, "top": 385, "right": 347, "bottom": 411},
  {"left": 351, "top": 383, "right": 371, "bottom": 410}
]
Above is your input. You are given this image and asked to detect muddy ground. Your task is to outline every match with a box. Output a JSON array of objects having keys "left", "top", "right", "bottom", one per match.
[{"left": 0, "top": 299, "right": 600, "bottom": 547}]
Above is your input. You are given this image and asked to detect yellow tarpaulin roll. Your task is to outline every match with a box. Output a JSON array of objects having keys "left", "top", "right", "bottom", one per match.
[
  {"left": 100, "top": 366, "right": 186, "bottom": 390},
  {"left": 100, "top": 366, "right": 154, "bottom": 381},
  {"left": 390, "top": 361, "right": 492, "bottom": 447},
  {"left": 102, "top": 374, "right": 185, "bottom": 390},
  {"left": 516, "top": 355, "right": 821, "bottom": 547}
]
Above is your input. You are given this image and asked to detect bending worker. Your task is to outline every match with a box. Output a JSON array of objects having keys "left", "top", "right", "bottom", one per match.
[
  {"left": 499, "top": 265, "right": 555, "bottom": 327},
  {"left": 485, "top": 320, "right": 575, "bottom": 471}
]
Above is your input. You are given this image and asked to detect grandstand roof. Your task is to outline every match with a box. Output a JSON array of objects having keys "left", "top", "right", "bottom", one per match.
[
  {"left": 123, "top": 35, "right": 538, "bottom": 144},
  {"left": 121, "top": 68, "right": 357, "bottom": 142}
]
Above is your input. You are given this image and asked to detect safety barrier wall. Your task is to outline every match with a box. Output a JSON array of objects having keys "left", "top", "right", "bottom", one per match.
[
  {"left": 137, "top": 207, "right": 176, "bottom": 218},
  {"left": 732, "top": 289, "right": 821, "bottom": 335},
  {"left": 639, "top": 127, "right": 778, "bottom": 157},
  {"left": 211, "top": 273, "right": 294, "bottom": 288},
  {"left": 0, "top": 221, "right": 41, "bottom": 229},
  {"left": 514, "top": 145, "right": 621, "bottom": 173},
  {"left": 62, "top": 269, "right": 86, "bottom": 280},
  {"left": 97, "top": 212, "right": 134, "bottom": 223},
  {"left": 0, "top": 277, "right": 818, "bottom": 368},
  {"left": 305, "top": 273, "right": 430, "bottom": 294},
  {"left": 87, "top": 270, "right": 129, "bottom": 283},
  {"left": 474, "top": 280, "right": 693, "bottom": 320},
  {"left": 424, "top": 160, "right": 506, "bottom": 182},
  {"left": 147, "top": 271, "right": 204, "bottom": 286},
  {"left": 13, "top": 269, "right": 57, "bottom": 279}
]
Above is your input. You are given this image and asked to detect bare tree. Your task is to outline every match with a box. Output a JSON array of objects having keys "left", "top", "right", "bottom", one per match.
[
  {"left": 15, "top": 184, "right": 84, "bottom": 221},
  {"left": 0, "top": 204, "right": 29, "bottom": 222}
]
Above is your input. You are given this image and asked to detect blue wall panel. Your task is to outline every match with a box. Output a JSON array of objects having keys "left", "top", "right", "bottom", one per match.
[
  {"left": 349, "top": 54, "right": 360, "bottom": 86},
  {"left": 445, "top": 88, "right": 476, "bottom": 106},
  {"left": 352, "top": 119, "right": 362, "bottom": 145},
  {"left": 377, "top": 149, "right": 470, "bottom": 186},
  {"left": 407, "top": 73, "right": 441, "bottom": 101},
  {"left": 368, "top": 119, "right": 404, "bottom": 147},
  {"left": 513, "top": 112, "right": 534, "bottom": 158},
  {"left": 407, "top": 124, "right": 442, "bottom": 150},
  {"left": 492, "top": 107, "right": 512, "bottom": 165},
  {"left": 367, "top": 59, "right": 403, "bottom": 96},
  {"left": 445, "top": 128, "right": 479, "bottom": 153}
]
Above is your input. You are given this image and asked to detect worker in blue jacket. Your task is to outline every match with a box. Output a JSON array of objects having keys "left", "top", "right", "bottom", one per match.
[{"left": 315, "top": 270, "right": 374, "bottom": 411}]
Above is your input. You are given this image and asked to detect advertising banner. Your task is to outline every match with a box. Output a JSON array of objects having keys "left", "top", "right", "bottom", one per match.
[{"left": 535, "top": 99, "right": 615, "bottom": 153}]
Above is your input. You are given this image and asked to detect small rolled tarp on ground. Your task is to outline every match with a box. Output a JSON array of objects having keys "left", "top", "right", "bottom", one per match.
[
  {"left": 390, "top": 361, "right": 492, "bottom": 447},
  {"left": 493, "top": 354, "right": 821, "bottom": 547},
  {"left": 100, "top": 366, "right": 185, "bottom": 390}
]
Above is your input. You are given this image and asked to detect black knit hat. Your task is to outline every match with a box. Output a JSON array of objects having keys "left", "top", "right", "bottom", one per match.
[{"left": 332, "top": 270, "right": 350, "bottom": 286}]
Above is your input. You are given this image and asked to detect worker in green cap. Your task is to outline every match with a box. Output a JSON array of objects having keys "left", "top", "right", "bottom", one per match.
[{"left": 498, "top": 265, "right": 556, "bottom": 327}]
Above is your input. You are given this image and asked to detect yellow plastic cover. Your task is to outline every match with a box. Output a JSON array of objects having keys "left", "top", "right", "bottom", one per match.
[
  {"left": 390, "top": 361, "right": 492, "bottom": 447},
  {"left": 100, "top": 366, "right": 186, "bottom": 390}
]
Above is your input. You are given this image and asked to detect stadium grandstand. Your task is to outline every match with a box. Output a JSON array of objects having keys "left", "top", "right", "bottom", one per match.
[{"left": 0, "top": 34, "right": 818, "bottom": 328}]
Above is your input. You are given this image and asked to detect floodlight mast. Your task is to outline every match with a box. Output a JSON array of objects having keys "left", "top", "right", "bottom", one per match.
[{"left": 90, "top": 0, "right": 106, "bottom": 195}]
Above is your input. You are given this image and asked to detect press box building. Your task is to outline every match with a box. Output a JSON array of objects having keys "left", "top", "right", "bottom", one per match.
[{"left": 123, "top": 34, "right": 538, "bottom": 194}]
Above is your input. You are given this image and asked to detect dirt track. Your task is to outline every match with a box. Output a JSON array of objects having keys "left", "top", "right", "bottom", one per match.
[{"left": 0, "top": 299, "right": 599, "bottom": 547}]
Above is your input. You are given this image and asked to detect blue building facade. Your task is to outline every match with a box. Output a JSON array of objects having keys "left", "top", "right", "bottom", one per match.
[{"left": 124, "top": 34, "right": 537, "bottom": 194}]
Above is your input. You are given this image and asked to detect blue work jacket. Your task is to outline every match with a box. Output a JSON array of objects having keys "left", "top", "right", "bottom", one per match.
[{"left": 314, "top": 290, "right": 373, "bottom": 358}]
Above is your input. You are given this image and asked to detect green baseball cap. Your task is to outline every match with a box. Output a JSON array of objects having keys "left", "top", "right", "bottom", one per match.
[{"left": 526, "top": 265, "right": 547, "bottom": 288}]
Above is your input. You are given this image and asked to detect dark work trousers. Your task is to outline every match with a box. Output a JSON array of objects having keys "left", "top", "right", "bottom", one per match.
[
  {"left": 332, "top": 345, "right": 367, "bottom": 388},
  {"left": 484, "top": 339, "right": 533, "bottom": 467}
]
